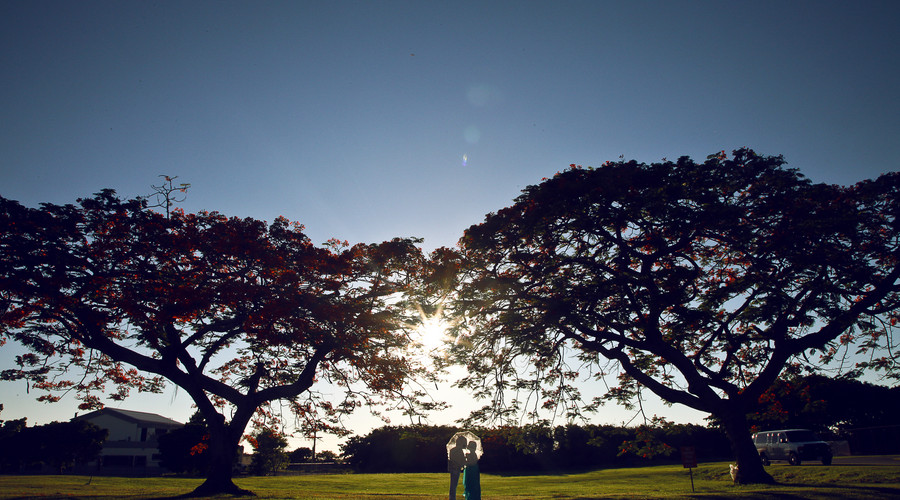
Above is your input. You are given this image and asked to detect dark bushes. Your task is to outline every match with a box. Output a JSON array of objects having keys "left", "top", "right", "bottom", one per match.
[{"left": 340, "top": 423, "right": 731, "bottom": 473}]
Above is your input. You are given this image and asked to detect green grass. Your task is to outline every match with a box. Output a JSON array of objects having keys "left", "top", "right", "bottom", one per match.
[{"left": 0, "top": 462, "right": 898, "bottom": 499}]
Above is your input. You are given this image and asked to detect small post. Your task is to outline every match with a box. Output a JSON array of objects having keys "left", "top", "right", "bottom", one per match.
[{"left": 680, "top": 446, "right": 697, "bottom": 492}]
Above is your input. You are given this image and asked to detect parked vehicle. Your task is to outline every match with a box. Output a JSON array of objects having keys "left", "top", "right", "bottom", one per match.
[{"left": 752, "top": 429, "right": 832, "bottom": 466}]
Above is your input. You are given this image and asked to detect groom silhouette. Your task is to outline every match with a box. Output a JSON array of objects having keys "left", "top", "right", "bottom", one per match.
[{"left": 448, "top": 436, "right": 467, "bottom": 499}]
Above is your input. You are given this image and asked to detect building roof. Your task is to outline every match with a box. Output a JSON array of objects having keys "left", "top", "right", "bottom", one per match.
[{"left": 75, "top": 408, "right": 183, "bottom": 428}]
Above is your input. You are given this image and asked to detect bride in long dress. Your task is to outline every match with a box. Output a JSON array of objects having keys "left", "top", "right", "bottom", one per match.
[{"left": 463, "top": 441, "right": 481, "bottom": 500}]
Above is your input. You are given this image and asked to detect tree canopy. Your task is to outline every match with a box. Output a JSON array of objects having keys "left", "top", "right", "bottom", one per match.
[
  {"left": 0, "top": 191, "right": 431, "bottom": 495},
  {"left": 445, "top": 149, "right": 900, "bottom": 483}
]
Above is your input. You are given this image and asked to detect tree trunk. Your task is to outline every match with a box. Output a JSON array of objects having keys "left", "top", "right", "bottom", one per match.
[
  {"left": 191, "top": 467, "right": 251, "bottom": 498},
  {"left": 188, "top": 422, "right": 253, "bottom": 497},
  {"left": 719, "top": 409, "right": 774, "bottom": 485}
]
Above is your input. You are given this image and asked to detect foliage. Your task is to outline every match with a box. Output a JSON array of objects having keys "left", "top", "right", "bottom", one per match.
[
  {"left": 339, "top": 423, "right": 730, "bottom": 473},
  {"left": 157, "top": 411, "right": 210, "bottom": 475},
  {"left": 38, "top": 420, "right": 108, "bottom": 473},
  {"left": 0, "top": 416, "right": 35, "bottom": 473},
  {"left": 288, "top": 447, "right": 313, "bottom": 463},
  {"left": 0, "top": 190, "right": 430, "bottom": 495},
  {"left": 443, "top": 149, "right": 900, "bottom": 484},
  {"left": 144, "top": 175, "right": 190, "bottom": 219},
  {"left": 727, "top": 373, "right": 900, "bottom": 454},
  {"left": 247, "top": 428, "right": 288, "bottom": 475},
  {"left": 617, "top": 416, "right": 676, "bottom": 460},
  {"left": 0, "top": 418, "right": 106, "bottom": 473},
  {"left": 738, "top": 374, "right": 900, "bottom": 435},
  {"left": 340, "top": 425, "right": 460, "bottom": 472}
]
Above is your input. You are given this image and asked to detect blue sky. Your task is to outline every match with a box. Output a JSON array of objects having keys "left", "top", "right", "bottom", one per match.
[{"left": 2, "top": 1, "right": 899, "bottom": 451}]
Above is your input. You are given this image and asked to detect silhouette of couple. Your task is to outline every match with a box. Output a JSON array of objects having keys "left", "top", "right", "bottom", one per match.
[{"left": 448, "top": 435, "right": 480, "bottom": 500}]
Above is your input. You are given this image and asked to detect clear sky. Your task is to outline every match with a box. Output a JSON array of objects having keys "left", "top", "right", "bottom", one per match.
[{"left": 2, "top": 1, "right": 899, "bottom": 453}]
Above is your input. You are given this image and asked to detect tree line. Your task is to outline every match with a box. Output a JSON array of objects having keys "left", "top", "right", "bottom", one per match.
[
  {"left": 336, "top": 372, "right": 900, "bottom": 474},
  {"left": 743, "top": 373, "right": 900, "bottom": 455},
  {"left": 0, "top": 405, "right": 106, "bottom": 474},
  {"left": 339, "top": 423, "right": 732, "bottom": 473},
  {"left": 743, "top": 374, "right": 900, "bottom": 435},
  {"left": 4, "top": 371, "right": 895, "bottom": 476}
]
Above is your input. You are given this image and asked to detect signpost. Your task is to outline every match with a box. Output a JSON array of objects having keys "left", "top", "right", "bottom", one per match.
[{"left": 680, "top": 446, "right": 697, "bottom": 492}]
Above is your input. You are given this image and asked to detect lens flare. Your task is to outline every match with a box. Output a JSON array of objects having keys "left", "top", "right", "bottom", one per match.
[{"left": 414, "top": 303, "right": 450, "bottom": 351}]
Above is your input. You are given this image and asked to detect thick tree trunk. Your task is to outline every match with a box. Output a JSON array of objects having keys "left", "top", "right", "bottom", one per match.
[
  {"left": 719, "top": 410, "right": 774, "bottom": 485},
  {"left": 188, "top": 452, "right": 253, "bottom": 497},
  {"left": 191, "top": 472, "right": 251, "bottom": 497},
  {"left": 187, "top": 419, "right": 254, "bottom": 497}
]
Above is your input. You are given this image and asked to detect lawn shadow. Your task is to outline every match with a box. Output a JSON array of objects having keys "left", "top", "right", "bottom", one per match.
[{"left": 569, "top": 484, "right": 900, "bottom": 500}]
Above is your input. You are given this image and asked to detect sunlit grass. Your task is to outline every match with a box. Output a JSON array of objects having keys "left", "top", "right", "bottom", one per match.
[{"left": 0, "top": 461, "right": 898, "bottom": 499}]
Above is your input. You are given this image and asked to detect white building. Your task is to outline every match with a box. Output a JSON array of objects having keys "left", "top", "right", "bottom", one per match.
[{"left": 74, "top": 408, "right": 183, "bottom": 474}]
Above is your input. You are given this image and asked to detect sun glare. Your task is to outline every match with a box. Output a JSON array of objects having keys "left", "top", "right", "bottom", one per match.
[
  {"left": 417, "top": 316, "right": 450, "bottom": 350},
  {"left": 414, "top": 303, "right": 451, "bottom": 351}
]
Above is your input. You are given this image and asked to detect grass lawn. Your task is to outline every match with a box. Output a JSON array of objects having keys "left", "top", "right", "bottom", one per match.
[{"left": 0, "top": 461, "right": 898, "bottom": 499}]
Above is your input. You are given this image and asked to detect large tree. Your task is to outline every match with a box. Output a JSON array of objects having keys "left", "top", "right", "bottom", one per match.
[
  {"left": 445, "top": 149, "right": 900, "bottom": 483},
  {"left": 0, "top": 191, "right": 430, "bottom": 495}
]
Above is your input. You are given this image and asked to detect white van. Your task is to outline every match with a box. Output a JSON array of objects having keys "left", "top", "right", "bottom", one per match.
[{"left": 752, "top": 429, "right": 832, "bottom": 466}]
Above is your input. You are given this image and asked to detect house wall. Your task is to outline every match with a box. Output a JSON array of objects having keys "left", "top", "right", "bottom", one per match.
[
  {"left": 83, "top": 413, "right": 141, "bottom": 442},
  {"left": 76, "top": 413, "right": 182, "bottom": 474}
]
